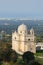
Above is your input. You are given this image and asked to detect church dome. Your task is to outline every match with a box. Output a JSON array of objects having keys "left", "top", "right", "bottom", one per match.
[{"left": 18, "top": 24, "right": 27, "bottom": 34}]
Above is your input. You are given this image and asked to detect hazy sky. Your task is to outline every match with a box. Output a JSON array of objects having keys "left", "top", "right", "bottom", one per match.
[{"left": 0, "top": 0, "right": 43, "bottom": 19}]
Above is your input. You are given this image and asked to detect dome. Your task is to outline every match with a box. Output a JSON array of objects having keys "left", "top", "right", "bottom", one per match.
[{"left": 18, "top": 24, "right": 27, "bottom": 34}]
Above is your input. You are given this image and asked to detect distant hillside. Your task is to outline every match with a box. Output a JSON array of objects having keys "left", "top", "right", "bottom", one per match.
[{"left": 0, "top": 20, "right": 43, "bottom": 35}]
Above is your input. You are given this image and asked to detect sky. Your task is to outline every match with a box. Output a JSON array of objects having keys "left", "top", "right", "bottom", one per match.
[{"left": 0, "top": 0, "right": 43, "bottom": 19}]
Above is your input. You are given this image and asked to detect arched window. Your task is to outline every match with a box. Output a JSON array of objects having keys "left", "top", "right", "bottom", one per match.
[
  {"left": 15, "top": 37, "right": 16, "bottom": 39},
  {"left": 28, "top": 39, "right": 30, "bottom": 41},
  {"left": 20, "top": 31, "right": 22, "bottom": 33}
]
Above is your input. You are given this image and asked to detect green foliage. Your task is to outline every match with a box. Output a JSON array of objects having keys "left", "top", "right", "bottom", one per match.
[
  {"left": 6, "top": 43, "right": 12, "bottom": 49},
  {"left": 10, "top": 50, "right": 18, "bottom": 62},
  {"left": 0, "top": 61, "right": 2, "bottom": 65},
  {"left": 36, "top": 35, "right": 43, "bottom": 42},
  {"left": 22, "top": 51, "right": 35, "bottom": 64},
  {"left": 0, "top": 48, "right": 18, "bottom": 63},
  {"left": 35, "top": 52, "right": 43, "bottom": 56},
  {"left": 2, "top": 48, "right": 11, "bottom": 62},
  {"left": 0, "top": 37, "right": 18, "bottom": 64},
  {"left": 31, "top": 61, "right": 41, "bottom": 65},
  {"left": 0, "top": 37, "right": 43, "bottom": 65}
]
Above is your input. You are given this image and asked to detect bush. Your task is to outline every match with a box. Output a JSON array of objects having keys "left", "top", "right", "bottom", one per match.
[
  {"left": 2, "top": 48, "right": 11, "bottom": 62},
  {"left": 22, "top": 51, "right": 35, "bottom": 64},
  {"left": 10, "top": 50, "right": 18, "bottom": 63}
]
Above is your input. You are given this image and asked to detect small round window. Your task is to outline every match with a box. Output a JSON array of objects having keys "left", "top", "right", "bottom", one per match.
[{"left": 28, "top": 39, "right": 30, "bottom": 41}]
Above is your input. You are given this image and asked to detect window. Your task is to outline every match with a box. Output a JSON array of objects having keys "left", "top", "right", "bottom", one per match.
[
  {"left": 28, "top": 39, "right": 30, "bottom": 41},
  {"left": 15, "top": 37, "right": 16, "bottom": 39},
  {"left": 20, "top": 31, "right": 22, "bottom": 33}
]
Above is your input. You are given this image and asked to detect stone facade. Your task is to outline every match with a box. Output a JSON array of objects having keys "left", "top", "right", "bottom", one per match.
[{"left": 12, "top": 24, "right": 36, "bottom": 54}]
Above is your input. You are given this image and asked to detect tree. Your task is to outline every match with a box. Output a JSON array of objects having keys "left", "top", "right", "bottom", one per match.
[
  {"left": 6, "top": 43, "right": 12, "bottom": 49},
  {"left": 2, "top": 48, "right": 11, "bottom": 62},
  {"left": 10, "top": 50, "right": 18, "bottom": 63},
  {"left": 0, "top": 61, "right": 2, "bottom": 65},
  {"left": 31, "top": 61, "right": 41, "bottom": 65},
  {"left": 0, "top": 48, "right": 3, "bottom": 61},
  {"left": 22, "top": 51, "right": 35, "bottom": 64}
]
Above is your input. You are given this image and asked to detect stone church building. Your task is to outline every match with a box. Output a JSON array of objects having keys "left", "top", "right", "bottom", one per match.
[{"left": 12, "top": 24, "right": 36, "bottom": 54}]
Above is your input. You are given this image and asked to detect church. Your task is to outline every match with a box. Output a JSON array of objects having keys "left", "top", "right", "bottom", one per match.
[{"left": 12, "top": 24, "right": 36, "bottom": 54}]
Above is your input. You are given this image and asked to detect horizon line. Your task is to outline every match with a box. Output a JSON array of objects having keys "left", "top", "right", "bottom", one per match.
[{"left": 0, "top": 18, "right": 43, "bottom": 20}]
